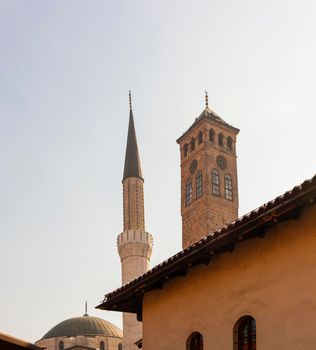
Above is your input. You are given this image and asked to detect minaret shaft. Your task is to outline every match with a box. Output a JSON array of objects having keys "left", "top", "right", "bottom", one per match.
[
  {"left": 123, "top": 177, "right": 145, "bottom": 231},
  {"left": 117, "top": 93, "right": 153, "bottom": 350}
]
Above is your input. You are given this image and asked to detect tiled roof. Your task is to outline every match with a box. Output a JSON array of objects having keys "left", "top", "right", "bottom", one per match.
[{"left": 97, "top": 174, "right": 316, "bottom": 315}]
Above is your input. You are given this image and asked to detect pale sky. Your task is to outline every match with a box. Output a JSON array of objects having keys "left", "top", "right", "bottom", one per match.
[{"left": 0, "top": 0, "right": 316, "bottom": 343}]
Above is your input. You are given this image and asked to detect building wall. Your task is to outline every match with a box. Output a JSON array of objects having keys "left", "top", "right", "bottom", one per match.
[
  {"left": 142, "top": 204, "right": 316, "bottom": 350},
  {"left": 36, "top": 335, "right": 122, "bottom": 350}
]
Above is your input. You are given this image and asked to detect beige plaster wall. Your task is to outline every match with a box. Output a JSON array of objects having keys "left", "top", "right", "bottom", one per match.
[{"left": 142, "top": 205, "right": 316, "bottom": 350}]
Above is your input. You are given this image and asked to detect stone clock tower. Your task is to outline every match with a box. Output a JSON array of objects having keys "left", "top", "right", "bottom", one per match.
[
  {"left": 117, "top": 92, "right": 153, "bottom": 350},
  {"left": 176, "top": 93, "right": 239, "bottom": 249}
]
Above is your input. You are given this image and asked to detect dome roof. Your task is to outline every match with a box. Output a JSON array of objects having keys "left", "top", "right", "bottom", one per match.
[{"left": 40, "top": 315, "right": 123, "bottom": 340}]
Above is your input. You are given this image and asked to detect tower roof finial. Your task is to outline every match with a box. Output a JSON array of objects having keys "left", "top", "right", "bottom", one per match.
[
  {"left": 205, "top": 90, "right": 208, "bottom": 108},
  {"left": 83, "top": 301, "right": 88, "bottom": 316},
  {"left": 129, "top": 90, "right": 132, "bottom": 110}
]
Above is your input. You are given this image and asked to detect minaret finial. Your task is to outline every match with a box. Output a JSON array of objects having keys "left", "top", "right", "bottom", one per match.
[
  {"left": 84, "top": 301, "right": 88, "bottom": 316},
  {"left": 129, "top": 90, "right": 132, "bottom": 110},
  {"left": 205, "top": 90, "right": 208, "bottom": 108}
]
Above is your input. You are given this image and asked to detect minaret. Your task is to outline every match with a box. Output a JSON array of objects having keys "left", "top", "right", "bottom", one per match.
[
  {"left": 177, "top": 92, "right": 239, "bottom": 249},
  {"left": 117, "top": 91, "right": 153, "bottom": 350}
]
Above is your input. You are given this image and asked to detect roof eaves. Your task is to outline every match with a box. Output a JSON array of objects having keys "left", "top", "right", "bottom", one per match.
[{"left": 97, "top": 174, "right": 316, "bottom": 313}]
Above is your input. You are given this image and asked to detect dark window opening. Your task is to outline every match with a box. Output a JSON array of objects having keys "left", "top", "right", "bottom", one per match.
[
  {"left": 191, "top": 137, "right": 195, "bottom": 151},
  {"left": 196, "top": 171, "right": 202, "bottom": 198},
  {"left": 184, "top": 143, "right": 188, "bottom": 157},
  {"left": 118, "top": 343, "right": 122, "bottom": 350},
  {"left": 225, "top": 174, "right": 233, "bottom": 200},
  {"left": 211, "top": 169, "right": 220, "bottom": 196},
  {"left": 59, "top": 342, "right": 64, "bottom": 350},
  {"left": 186, "top": 332, "right": 203, "bottom": 350},
  {"left": 218, "top": 133, "right": 224, "bottom": 146},
  {"left": 227, "top": 136, "right": 233, "bottom": 150},
  {"left": 209, "top": 129, "right": 214, "bottom": 142},
  {"left": 234, "top": 316, "right": 256, "bottom": 350},
  {"left": 185, "top": 179, "right": 193, "bottom": 206},
  {"left": 198, "top": 131, "right": 203, "bottom": 144}
]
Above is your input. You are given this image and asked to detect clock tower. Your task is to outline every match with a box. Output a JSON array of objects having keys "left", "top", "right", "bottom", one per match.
[{"left": 176, "top": 93, "right": 239, "bottom": 249}]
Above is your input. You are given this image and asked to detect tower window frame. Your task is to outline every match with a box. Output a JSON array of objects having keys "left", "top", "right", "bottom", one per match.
[
  {"left": 224, "top": 174, "right": 233, "bottom": 200},
  {"left": 218, "top": 133, "right": 224, "bottom": 146},
  {"left": 185, "top": 179, "right": 193, "bottom": 206},
  {"left": 227, "top": 136, "right": 233, "bottom": 151},
  {"left": 198, "top": 131, "right": 203, "bottom": 144},
  {"left": 184, "top": 143, "right": 188, "bottom": 157},
  {"left": 196, "top": 171, "right": 203, "bottom": 199},
  {"left": 100, "top": 341, "right": 105, "bottom": 350},
  {"left": 211, "top": 169, "right": 220, "bottom": 196},
  {"left": 190, "top": 137, "right": 196, "bottom": 151},
  {"left": 209, "top": 129, "right": 215, "bottom": 142},
  {"left": 59, "top": 342, "right": 64, "bottom": 350}
]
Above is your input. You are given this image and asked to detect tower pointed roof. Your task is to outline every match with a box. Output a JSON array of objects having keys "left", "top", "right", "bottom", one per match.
[
  {"left": 123, "top": 92, "right": 143, "bottom": 181},
  {"left": 176, "top": 92, "right": 239, "bottom": 143}
]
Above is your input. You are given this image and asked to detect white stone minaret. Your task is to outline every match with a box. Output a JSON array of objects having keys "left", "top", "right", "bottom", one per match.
[{"left": 117, "top": 92, "right": 153, "bottom": 350}]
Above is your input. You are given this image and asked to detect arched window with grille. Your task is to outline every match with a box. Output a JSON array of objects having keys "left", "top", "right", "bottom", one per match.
[
  {"left": 211, "top": 169, "right": 220, "bottom": 196},
  {"left": 209, "top": 129, "right": 214, "bottom": 142},
  {"left": 185, "top": 179, "right": 193, "bottom": 206},
  {"left": 196, "top": 171, "right": 202, "bottom": 198},
  {"left": 218, "top": 133, "right": 224, "bottom": 146},
  {"left": 191, "top": 137, "right": 196, "bottom": 151},
  {"left": 198, "top": 131, "right": 203, "bottom": 144},
  {"left": 233, "top": 316, "right": 256, "bottom": 350},
  {"left": 227, "top": 136, "right": 233, "bottom": 150},
  {"left": 118, "top": 343, "right": 122, "bottom": 350},
  {"left": 186, "top": 332, "right": 203, "bottom": 350},
  {"left": 224, "top": 174, "right": 233, "bottom": 200},
  {"left": 184, "top": 143, "right": 188, "bottom": 157},
  {"left": 100, "top": 341, "right": 105, "bottom": 350},
  {"left": 59, "top": 341, "right": 64, "bottom": 350}
]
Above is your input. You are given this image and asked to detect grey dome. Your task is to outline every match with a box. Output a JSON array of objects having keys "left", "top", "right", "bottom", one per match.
[{"left": 40, "top": 315, "right": 123, "bottom": 340}]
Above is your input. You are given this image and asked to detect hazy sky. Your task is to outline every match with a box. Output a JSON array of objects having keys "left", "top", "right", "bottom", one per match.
[{"left": 1, "top": 0, "right": 316, "bottom": 343}]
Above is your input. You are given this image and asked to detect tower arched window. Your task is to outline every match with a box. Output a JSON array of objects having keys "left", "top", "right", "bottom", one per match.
[
  {"left": 227, "top": 136, "right": 233, "bottom": 150},
  {"left": 186, "top": 332, "right": 203, "bottom": 350},
  {"left": 185, "top": 179, "right": 193, "bottom": 206},
  {"left": 198, "top": 131, "right": 203, "bottom": 144},
  {"left": 118, "top": 343, "right": 122, "bottom": 350},
  {"left": 100, "top": 341, "right": 105, "bottom": 350},
  {"left": 209, "top": 129, "right": 214, "bottom": 142},
  {"left": 191, "top": 137, "right": 196, "bottom": 151},
  {"left": 218, "top": 133, "right": 224, "bottom": 146},
  {"left": 211, "top": 169, "right": 220, "bottom": 196},
  {"left": 59, "top": 341, "right": 64, "bottom": 350},
  {"left": 224, "top": 174, "right": 233, "bottom": 200},
  {"left": 233, "top": 316, "right": 256, "bottom": 350},
  {"left": 184, "top": 143, "right": 188, "bottom": 157},
  {"left": 196, "top": 171, "right": 203, "bottom": 198}
]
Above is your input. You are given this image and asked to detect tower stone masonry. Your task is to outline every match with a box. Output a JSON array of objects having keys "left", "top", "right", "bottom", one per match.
[
  {"left": 177, "top": 95, "right": 239, "bottom": 249},
  {"left": 117, "top": 92, "right": 153, "bottom": 350}
]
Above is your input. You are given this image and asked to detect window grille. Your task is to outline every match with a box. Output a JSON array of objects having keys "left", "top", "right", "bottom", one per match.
[
  {"left": 211, "top": 169, "right": 220, "bottom": 196},
  {"left": 196, "top": 172, "right": 202, "bottom": 198},
  {"left": 186, "top": 179, "right": 193, "bottom": 206},
  {"left": 225, "top": 174, "right": 233, "bottom": 200}
]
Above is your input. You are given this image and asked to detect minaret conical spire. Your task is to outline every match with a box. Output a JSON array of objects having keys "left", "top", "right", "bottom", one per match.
[{"left": 123, "top": 91, "right": 142, "bottom": 181}]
